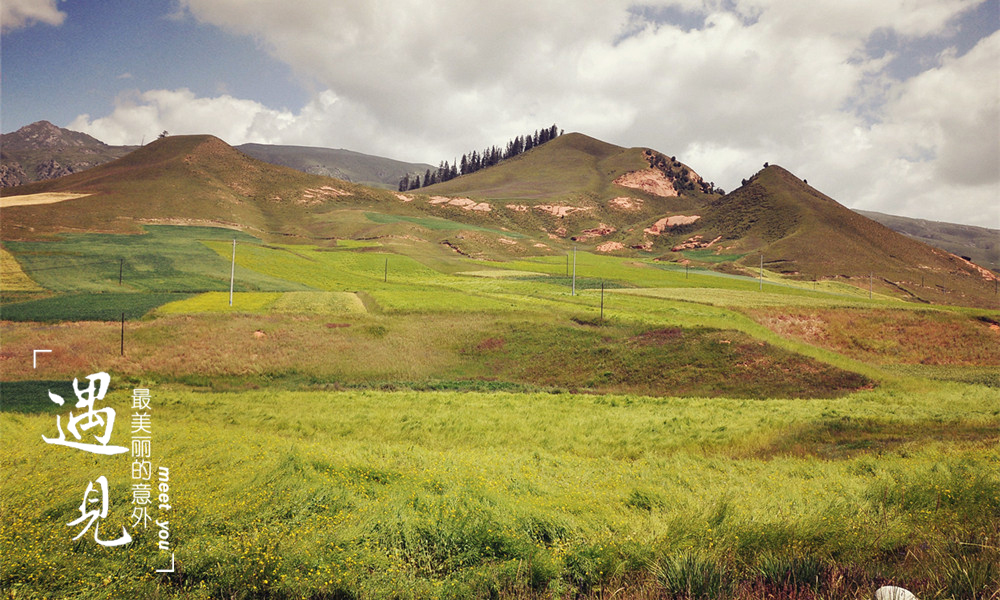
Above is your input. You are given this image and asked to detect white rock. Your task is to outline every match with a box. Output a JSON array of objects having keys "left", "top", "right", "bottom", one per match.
[{"left": 875, "top": 586, "right": 918, "bottom": 600}]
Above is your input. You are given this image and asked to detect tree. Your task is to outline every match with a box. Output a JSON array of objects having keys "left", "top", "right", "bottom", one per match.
[
  {"left": 424, "top": 169, "right": 433, "bottom": 187},
  {"left": 158, "top": 130, "right": 169, "bottom": 139},
  {"left": 398, "top": 174, "right": 410, "bottom": 192}
]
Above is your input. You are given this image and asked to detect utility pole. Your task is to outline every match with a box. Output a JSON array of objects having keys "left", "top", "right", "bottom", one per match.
[
  {"left": 572, "top": 246, "right": 577, "bottom": 296},
  {"left": 229, "top": 239, "right": 236, "bottom": 306}
]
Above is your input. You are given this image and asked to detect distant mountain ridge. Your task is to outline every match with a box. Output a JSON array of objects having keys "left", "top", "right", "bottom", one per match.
[
  {"left": 0, "top": 121, "right": 431, "bottom": 191},
  {"left": 235, "top": 143, "right": 433, "bottom": 189},
  {"left": 856, "top": 210, "right": 999, "bottom": 272}
]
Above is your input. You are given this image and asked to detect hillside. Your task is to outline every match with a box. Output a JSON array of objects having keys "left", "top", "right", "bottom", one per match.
[
  {"left": 0, "top": 135, "right": 569, "bottom": 263},
  {"left": 0, "top": 121, "right": 135, "bottom": 187},
  {"left": 417, "top": 132, "right": 724, "bottom": 248},
  {"left": 857, "top": 209, "right": 1000, "bottom": 272},
  {"left": 421, "top": 143, "right": 997, "bottom": 306},
  {"left": 0, "top": 135, "right": 371, "bottom": 240},
  {"left": 236, "top": 143, "right": 433, "bottom": 189},
  {"left": 689, "top": 166, "right": 997, "bottom": 306},
  {"left": 0, "top": 121, "right": 432, "bottom": 192},
  {"left": 2, "top": 132, "right": 996, "bottom": 307}
]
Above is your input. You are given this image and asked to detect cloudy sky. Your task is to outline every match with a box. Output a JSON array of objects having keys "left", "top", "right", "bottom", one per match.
[{"left": 3, "top": 0, "right": 998, "bottom": 227}]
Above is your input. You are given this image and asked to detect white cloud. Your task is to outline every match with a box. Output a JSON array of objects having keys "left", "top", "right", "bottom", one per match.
[
  {"left": 1, "top": 0, "right": 65, "bottom": 32},
  {"left": 72, "top": 0, "right": 998, "bottom": 227}
]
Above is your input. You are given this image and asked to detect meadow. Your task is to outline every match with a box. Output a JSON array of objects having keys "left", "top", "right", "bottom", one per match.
[
  {"left": 1, "top": 385, "right": 997, "bottom": 599},
  {"left": 2, "top": 224, "right": 999, "bottom": 599}
]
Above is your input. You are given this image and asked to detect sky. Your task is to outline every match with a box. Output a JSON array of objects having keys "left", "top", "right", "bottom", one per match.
[{"left": 2, "top": 0, "right": 998, "bottom": 228}]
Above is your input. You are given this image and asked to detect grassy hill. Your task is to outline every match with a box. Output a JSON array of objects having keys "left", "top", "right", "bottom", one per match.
[
  {"left": 0, "top": 135, "right": 402, "bottom": 242},
  {"left": 236, "top": 142, "right": 434, "bottom": 189},
  {"left": 685, "top": 166, "right": 998, "bottom": 306}
]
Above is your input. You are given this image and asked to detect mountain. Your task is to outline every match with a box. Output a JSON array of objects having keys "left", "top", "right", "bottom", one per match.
[
  {"left": 236, "top": 143, "right": 433, "bottom": 190},
  {"left": 678, "top": 166, "right": 997, "bottom": 306},
  {"left": 1, "top": 121, "right": 430, "bottom": 192},
  {"left": 0, "top": 134, "right": 560, "bottom": 253},
  {"left": 2, "top": 132, "right": 995, "bottom": 307},
  {"left": 417, "top": 132, "right": 722, "bottom": 246},
  {"left": 0, "top": 121, "right": 136, "bottom": 187},
  {"left": 420, "top": 137, "right": 997, "bottom": 306},
  {"left": 856, "top": 210, "right": 999, "bottom": 272},
  {"left": 424, "top": 132, "right": 718, "bottom": 201},
  {"left": 0, "top": 135, "right": 373, "bottom": 240}
]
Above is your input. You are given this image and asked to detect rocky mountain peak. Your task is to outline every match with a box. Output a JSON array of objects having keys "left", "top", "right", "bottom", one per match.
[{"left": 3, "top": 120, "right": 108, "bottom": 151}]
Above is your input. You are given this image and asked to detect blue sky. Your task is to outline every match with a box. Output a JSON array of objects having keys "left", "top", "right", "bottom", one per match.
[
  {"left": 2, "top": 0, "right": 307, "bottom": 133},
  {"left": 2, "top": 0, "right": 998, "bottom": 227}
]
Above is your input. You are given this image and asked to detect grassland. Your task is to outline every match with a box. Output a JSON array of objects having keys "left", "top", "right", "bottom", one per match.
[
  {"left": 1, "top": 384, "right": 997, "bottom": 600},
  {"left": 2, "top": 224, "right": 999, "bottom": 599}
]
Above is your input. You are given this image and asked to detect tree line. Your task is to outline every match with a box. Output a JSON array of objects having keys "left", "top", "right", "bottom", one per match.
[{"left": 399, "top": 124, "right": 562, "bottom": 192}]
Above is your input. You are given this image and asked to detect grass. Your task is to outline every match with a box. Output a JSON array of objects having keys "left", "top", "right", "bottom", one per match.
[
  {"left": 748, "top": 307, "right": 1000, "bottom": 366},
  {"left": 0, "top": 244, "right": 43, "bottom": 292},
  {"left": 156, "top": 291, "right": 369, "bottom": 315},
  {"left": 4, "top": 226, "right": 309, "bottom": 293},
  {"left": 681, "top": 249, "right": 746, "bottom": 263},
  {"left": 0, "top": 311, "right": 874, "bottom": 400},
  {"left": 3, "top": 224, "right": 999, "bottom": 598},
  {"left": 1, "top": 384, "right": 997, "bottom": 599},
  {"left": 364, "top": 211, "right": 522, "bottom": 237},
  {"left": 455, "top": 322, "right": 870, "bottom": 398},
  {"left": 1, "top": 292, "right": 194, "bottom": 322}
]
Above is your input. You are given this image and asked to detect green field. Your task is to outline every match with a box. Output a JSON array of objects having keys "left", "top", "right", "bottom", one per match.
[
  {"left": 2, "top": 224, "right": 999, "bottom": 599},
  {"left": 2, "top": 385, "right": 997, "bottom": 599}
]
